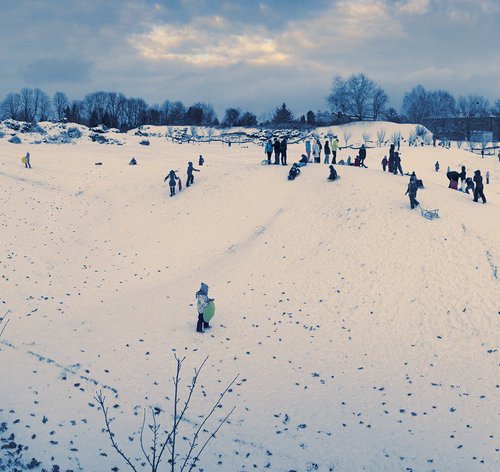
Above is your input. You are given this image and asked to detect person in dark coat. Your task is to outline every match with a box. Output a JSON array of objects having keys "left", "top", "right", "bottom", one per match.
[
  {"left": 273, "top": 138, "right": 281, "bottom": 165},
  {"left": 446, "top": 170, "right": 460, "bottom": 189},
  {"left": 288, "top": 163, "right": 300, "bottom": 180},
  {"left": 389, "top": 143, "right": 395, "bottom": 161},
  {"left": 164, "top": 170, "right": 179, "bottom": 197},
  {"left": 464, "top": 177, "right": 474, "bottom": 194},
  {"left": 280, "top": 138, "right": 288, "bottom": 165},
  {"left": 405, "top": 174, "right": 419, "bottom": 209},
  {"left": 358, "top": 144, "right": 367, "bottom": 168},
  {"left": 129, "top": 157, "right": 137, "bottom": 165},
  {"left": 381, "top": 156, "right": 388, "bottom": 172},
  {"left": 196, "top": 282, "right": 213, "bottom": 333},
  {"left": 298, "top": 154, "right": 308, "bottom": 166},
  {"left": 198, "top": 155, "right": 204, "bottom": 166},
  {"left": 324, "top": 140, "right": 331, "bottom": 164},
  {"left": 393, "top": 151, "right": 403, "bottom": 175},
  {"left": 459, "top": 166, "right": 467, "bottom": 191},
  {"left": 435, "top": 161, "right": 440, "bottom": 172},
  {"left": 186, "top": 162, "right": 200, "bottom": 187},
  {"left": 327, "top": 164, "right": 338, "bottom": 181},
  {"left": 473, "top": 170, "right": 486, "bottom": 203}
]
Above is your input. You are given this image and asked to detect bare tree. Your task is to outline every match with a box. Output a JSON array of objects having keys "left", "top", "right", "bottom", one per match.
[
  {"left": 362, "top": 132, "right": 371, "bottom": 145},
  {"left": 206, "top": 127, "right": 215, "bottom": 143},
  {"left": 38, "top": 90, "right": 52, "bottom": 121},
  {"left": 376, "top": 129, "right": 386, "bottom": 146},
  {"left": 2, "top": 93, "right": 21, "bottom": 120},
  {"left": 372, "top": 87, "right": 388, "bottom": 120},
  {"left": 391, "top": 130, "right": 402, "bottom": 147},
  {"left": 343, "top": 130, "right": 352, "bottom": 147},
  {"left": 95, "top": 355, "right": 238, "bottom": 472},
  {"left": 456, "top": 95, "right": 490, "bottom": 141},
  {"left": 53, "top": 92, "right": 69, "bottom": 121},
  {"left": 401, "top": 85, "right": 432, "bottom": 125}
]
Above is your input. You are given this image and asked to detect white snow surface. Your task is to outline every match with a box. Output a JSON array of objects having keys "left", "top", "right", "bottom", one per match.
[{"left": 0, "top": 125, "right": 499, "bottom": 471}]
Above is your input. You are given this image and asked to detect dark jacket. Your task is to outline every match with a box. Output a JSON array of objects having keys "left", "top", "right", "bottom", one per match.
[
  {"left": 273, "top": 140, "right": 281, "bottom": 152},
  {"left": 459, "top": 167, "right": 466, "bottom": 181},
  {"left": 359, "top": 146, "right": 366, "bottom": 159},
  {"left": 281, "top": 139, "right": 287, "bottom": 152},
  {"left": 187, "top": 163, "right": 199, "bottom": 176},
  {"left": 405, "top": 181, "right": 418, "bottom": 197},
  {"left": 324, "top": 141, "right": 331, "bottom": 154},
  {"left": 164, "top": 170, "right": 179, "bottom": 186},
  {"left": 473, "top": 171, "right": 483, "bottom": 189},
  {"left": 447, "top": 171, "right": 460, "bottom": 182},
  {"left": 328, "top": 165, "right": 337, "bottom": 180}
]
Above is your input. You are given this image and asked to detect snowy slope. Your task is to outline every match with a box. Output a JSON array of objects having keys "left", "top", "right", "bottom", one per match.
[{"left": 0, "top": 134, "right": 499, "bottom": 471}]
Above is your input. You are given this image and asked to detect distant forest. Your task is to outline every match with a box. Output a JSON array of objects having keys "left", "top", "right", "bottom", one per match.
[{"left": 1, "top": 73, "right": 499, "bottom": 140}]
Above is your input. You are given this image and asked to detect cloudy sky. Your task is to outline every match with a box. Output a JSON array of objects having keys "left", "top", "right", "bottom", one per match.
[{"left": 0, "top": 0, "right": 498, "bottom": 117}]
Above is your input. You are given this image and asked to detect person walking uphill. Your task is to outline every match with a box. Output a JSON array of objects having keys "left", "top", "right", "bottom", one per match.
[
  {"left": 405, "top": 174, "right": 419, "bottom": 209},
  {"left": 265, "top": 139, "right": 273, "bottom": 164},
  {"left": 473, "top": 170, "right": 486, "bottom": 203},
  {"left": 381, "top": 156, "right": 388, "bottom": 172},
  {"left": 186, "top": 162, "right": 200, "bottom": 187},
  {"left": 164, "top": 170, "right": 179, "bottom": 197},
  {"left": 280, "top": 138, "right": 288, "bottom": 165},
  {"left": 393, "top": 151, "right": 403, "bottom": 175},
  {"left": 273, "top": 138, "right": 281, "bottom": 165},
  {"left": 24, "top": 152, "right": 31, "bottom": 168},
  {"left": 196, "top": 282, "right": 214, "bottom": 333}
]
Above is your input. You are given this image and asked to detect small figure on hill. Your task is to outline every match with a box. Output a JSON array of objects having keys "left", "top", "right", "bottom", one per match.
[
  {"left": 346, "top": 156, "right": 352, "bottom": 166},
  {"left": 196, "top": 282, "right": 213, "bottom": 333},
  {"left": 473, "top": 170, "right": 486, "bottom": 203},
  {"left": 324, "top": 139, "right": 331, "bottom": 164},
  {"left": 164, "top": 170, "right": 179, "bottom": 197},
  {"left": 331, "top": 137, "right": 339, "bottom": 164},
  {"left": 393, "top": 151, "right": 403, "bottom": 176},
  {"left": 24, "top": 152, "right": 31, "bottom": 169},
  {"left": 464, "top": 177, "right": 474, "bottom": 194},
  {"left": 358, "top": 144, "right": 367, "bottom": 168},
  {"left": 327, "top": 164, "right": 338, "bottom": 181},
  {"left": 459, "top": 166, "right": 467, "bottom": 191},
  {"left": 435, "top": 161, "right": 439, "bottom": 172},
  {"left": 381, "top": 156, "right": 388, "bottom": 172},
  {"left": 354, "top": 155, "right": 360, "bottom": 167},
  {"left": 186, "top": 162, "right": 200, "bottom": 187},
  {"left": 485, "top": 170, "right": 490, "bottom": 184},
  {"left": 273, "top": 138, "right": 281, "bottom": 165},
  {"left": 305, "top": 139, "right": 311, "bottom": 161},
  {"left": 280, "top": 138, "right": 288, "bottom": 166},
  {"left": 317, "top": 138, "right": 323, "bottom": 161},
  {"left": 405, "top": 174, "right": 419, "bottom": 209},
  {"left": 198, "top": 154, "right": 205, "bottom": 166},
  {"left": 312, "top": 139, "right": 320, "bottom": 163},
  {"left": 288, "top": 163, "right": 300, "bottom": 180},
  {"left": 481, "top": 149, "right": 484, "bottom": 158},
  {"left": 178, "top": 176, "right": 183, "bottom": 192},
  {"left": 129, "top": 157, "right": 137, "bottom": 165},
  {"left": 265, "top": 140, "right": 273, "bottom": 164}
]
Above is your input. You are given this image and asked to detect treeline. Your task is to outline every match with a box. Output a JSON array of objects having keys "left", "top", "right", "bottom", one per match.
[{"left": 1, "top": 76, "right": 499, "bottom": 140}]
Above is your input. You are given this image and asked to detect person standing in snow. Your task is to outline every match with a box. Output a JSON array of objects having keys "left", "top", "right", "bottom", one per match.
[
  {"left": 24, "top": 152, "right": 31, "bottom": 168},
  {"left": 459, "top": 166, "right": 467, "bottom": 191},
  {"left": 381, "top": 156, "right": 388, "bottom": 171},
  {"left": 464, "top": 176, "right": 475, "bottom": 194},
  {"left": 324, "top": 140, "right": 331, "bottom": 164},
  {"left": 198, "top": 155, "right": 204, "bottom": 166},
  {"left": 164, "top": 170, "right": 179, "bottom": 197},
  {"left": 196, "top": 282, "right": 213, "bottom": 333},
  {"left": 331, "top": 138, "right": 339, "bottom": 164},
  {"left": 312, "top": 139, "right": 320, "bottom": 163},
  {"left": 265, "top": 139, "right": 273, "bottom": 164},
  {"left": 317, "top": 139, "right": 323, "bottom": 162},
  {"left": 358, "top": 144, "right": 367, "bottom": 168},
  {"left": 186, "top": 162, "right": 200, "bottom": 187},
  {"left": 485, "top": 170, "right": 490, "bottom": 184},
  {"left": 393, "top": 151, "right": 403, "bottom": 175},
  {"left": 435, "top": 161, "right": 440, "bottom": 172},
  {"left": 305, "top": 139, "right": 311, "bottom": 161},
  {"left": 405, "top": 173, "right": 419, "bottom": 209},
  {"left": 273, "top": 138, "right": 281, "bottom": 165},
  {"left": 473, "top": 170, "right": 486, "bottom": 203},
  {"left": 280, "top": 138, "right": 288, "bottom": 166},
  {"left": 327, "top": 164, "right": 338, "bottom": 181}
]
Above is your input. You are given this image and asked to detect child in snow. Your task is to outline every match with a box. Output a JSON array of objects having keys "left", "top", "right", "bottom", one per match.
[
  {"left": 265, "top": 140, "right": 273, "bottom": 164},
  {"left": 464, "top": 177, "right": 474, "bottom": 194},
  {"left": 186, "top": 162, "right": 200, "bottom": 187},
  {"left": 473, "top": 170, "right": 486, "bottom": 203},
  {"left": 405, "top": 174, "right": 419, "bottom": 209},
  {"left": 164, "top": 170, "right": 179, "bottom": 197},
  {"left": 486, "top": 171, "right": 490, "bottom": 184},
  {"left": 381, "top": 156, "right": 388, "bottom": 172},
  {"left": 288, "top": 163, "right": 301, "bottom": 180},
  {"left": 327, "top": 165, "right": 338, "bottom": 181},
  {"left": 298, "top": 154, "right": 308, "bottom": 166},
  {"left": 435, "top": 161, "right": 439, "bottom": 172},
  {"left": 24, "top": 152, "right": 31, "bottom": 168},
  {"left": 129, "top": 157, "right": 137, "bottom": 165},
  {"left": 346, "top": 156, "right": 352, "bottom": 166},
  {"left": 199, "top": 155, "right": 205, "bottom": 166},
  {"left": 196, "top": 283, "right": 213, "bottom": 333}
]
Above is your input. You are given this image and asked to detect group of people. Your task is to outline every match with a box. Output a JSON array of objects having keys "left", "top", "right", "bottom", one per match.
[
  {"left": 163, "top": 155, "right": 205, "bottom": 197},
  {"left": 265, "top": 138, "right": 288, "bottom": 165},
  {"left": 304, "top": 137, "right": 340, "bottom": 164},
  {"left": 446, "top": 166, "right": 488, "bottom": 203},
  {"left": 286, "top": 153, "right": 339, "bottom": 182},
  {"left": 381, "top": 144, "right": 404, "bottom": 175}
]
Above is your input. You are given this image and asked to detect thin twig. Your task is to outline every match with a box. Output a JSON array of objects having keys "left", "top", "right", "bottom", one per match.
[
  {"left": 180, "top": 374, "right": 239, "bottom": 472},
  {"left": 95, "top": 391, "right": 138, "bottom": 472},
  {"left": 0, "top": 309, "right": 11, "bottom": 338},
  {"left": 139, "top": 409, "right": 152, "bottom": 467}
]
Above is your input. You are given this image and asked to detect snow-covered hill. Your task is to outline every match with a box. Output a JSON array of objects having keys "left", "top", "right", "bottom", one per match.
[{"left": 0, "top": 131, "right": 498, "bottom": 471}]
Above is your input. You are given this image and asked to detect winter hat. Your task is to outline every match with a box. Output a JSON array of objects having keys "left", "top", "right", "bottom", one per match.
[{"left": 200, "top": 282, "right": 209, "bottom": 294}]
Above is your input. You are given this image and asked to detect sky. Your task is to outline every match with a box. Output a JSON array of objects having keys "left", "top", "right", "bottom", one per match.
[{"left": 0, "top": 0, "right": 499, "bottom": 118}]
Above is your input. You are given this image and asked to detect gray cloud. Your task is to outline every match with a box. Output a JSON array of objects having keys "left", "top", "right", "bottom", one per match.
[{"left": 22, "top": 58, "right": 93, "bottom": 85}]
